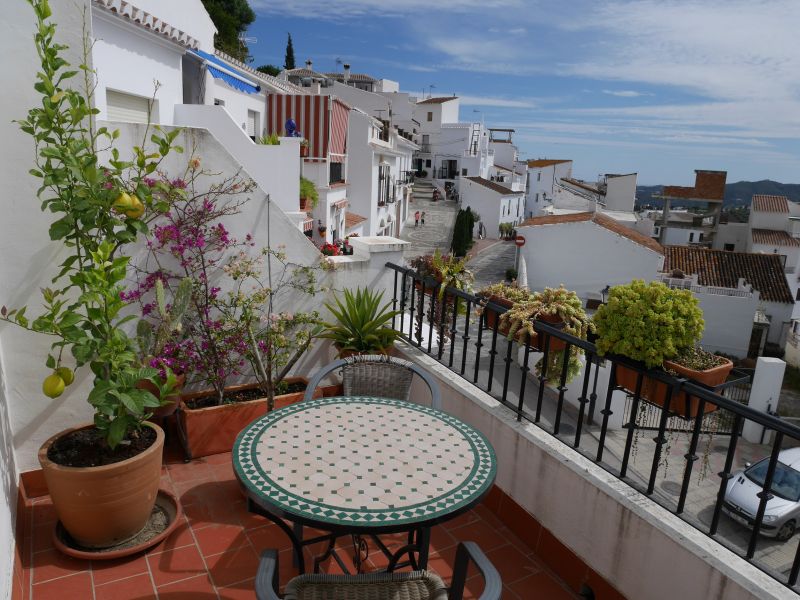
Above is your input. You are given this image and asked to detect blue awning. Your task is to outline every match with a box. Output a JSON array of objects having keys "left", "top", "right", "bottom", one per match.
[{"left": 190, "top": 49, "right": 261, "bottom": 95}]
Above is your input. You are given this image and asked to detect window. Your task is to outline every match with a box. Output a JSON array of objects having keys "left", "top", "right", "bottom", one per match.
[
  {"left": 699, "top": 233, "right": 704, "bottom": 242},
  {"left": 796, "top": 289, "right": 800, "bottom": 301},
  {"left": 535, "top": 193, "right": 539, "bottom": 203},
  {"left": 425, "top": 159, "right": 431, "bottom": 168},
  {"left": 214, "top": 98, "right": 225, "bottom": 106},
  {"left": 689, "top": 232, "right": 695, "bottom": 242},
  {"left": 462, "top": 168, "right": 468, "bottom": 176},
  {"left": 537, "top": 172, "right": 541, "bottom": 181},
  {"left": 329, "top": 162, "right": 344, "bottom": 184},
  {"left": 724, "top": 243, "right": 735, "bottom": 252},
  {"left": 246, "top": 110, "right": 259, "bottom": 141},
  {"left": 427, "top": 112, "right": 433, "bottom": 122},
  {"left": 377, "top": 164, "right": 389, "bottom": 205}
]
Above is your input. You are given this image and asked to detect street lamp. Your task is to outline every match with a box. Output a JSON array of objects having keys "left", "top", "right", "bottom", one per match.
[{"left": 601, "top": 284, "right": 610, "bottom": 304}]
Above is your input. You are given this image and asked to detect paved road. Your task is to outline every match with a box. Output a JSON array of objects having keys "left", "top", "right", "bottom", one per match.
[
  {"left": 469, "top": 241, "right": 517, "bottom": 289},
  {"left": 401, "top": 182, "right": 459, "bottom": 260}
]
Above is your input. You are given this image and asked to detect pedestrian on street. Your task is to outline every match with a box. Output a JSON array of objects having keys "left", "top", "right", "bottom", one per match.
[
  {"left": 421, "top": 211, "right": 426, "bottom": 226},
  {"left": 414, "top": 210, "right": 420, "bottom": 227}
]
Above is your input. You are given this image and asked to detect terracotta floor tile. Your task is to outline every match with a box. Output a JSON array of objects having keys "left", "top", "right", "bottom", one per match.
[
  {"left": 147, "top": 518, "right": 196, "bottom": 555},
  {"left": 230, "top": 500, "right": 270, "bottom": 530},
  {"left": 450, "top": 517, "right": 509, "bottom": 552},
  {"left": 206, "top": 545, "right": 260, "bottom": 587},
  {"left": 147, "top": 545, "right": 207, "bottom": 587},
  {"left": 218, "top": 579, "right": 257, "bottom": 599},
  {"left": 184, "top": 498, "right": 241, "bottom": 530},
  {"left": 193, "top": 523, "right": 249, "bottom": 557},
  {"left": 485, "top": 543, "right": 541, "bottom": 584},
  {"left": 31, "top": 502, "right": 56, "bottom": 526},
  {"left": 246, "top": 523, "right": 292, "bottom": 554},
  {"left": 442, "top": 509, "right": 480, "bottom": 531},
  {"left": 155, "top": 573, "right": 217, "bottom": 598},
  {"left": 31, "top": 549, "right": 89, "bottom": 584},
  {"left": 535, "top": 529, "right": 587, "bottom": 593},
  {"left": 91, "top": 553, "right": 149, "bottom": 586},
  {"left": 507, "top": 571, "right": 578, "bottom": 599},
  {"left": 165, "top": 460, "right": 213, "bottom": 484},
  {"left": 174, "top": 478, "right": 218, "bottom": 503},
  {"left": 93, "top": 572, "right": 156, "bottom": 600},
  {"left": 204, "top": 452, "right": 234, "bottom": 466},
  {"left": 31, "top": 571, "right": 92, "bottom": 600},
  {"left": 30, "top": 524, "right": 54, "bottom": 554}
]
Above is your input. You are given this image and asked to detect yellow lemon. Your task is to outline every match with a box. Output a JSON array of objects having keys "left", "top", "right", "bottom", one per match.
[
  {"left": 125, "top": 198, "right": 145, "bottom": 219},
  {"left": 112, "top": 192, "right": 135, "bottom": 214},
  {"left": 42, "top": 373, "right": 65, "bottom": 398},
  {"left": 55, "top": 367, "right": 74, "bottom": 386}
]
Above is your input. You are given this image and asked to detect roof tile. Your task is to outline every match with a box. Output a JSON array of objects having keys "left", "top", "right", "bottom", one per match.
[
  {"left": 464, "top": 177, "right": 523, "bottom": 196},
  {"left": 527, "top": 159, "right": 571, "bottom": 168},
  {"left": 664, "top": 246, "right": 793, "bottom": 303},
  {"left": 417, "top": 96, "right": 458, "bottom": 105},
  {"left": 751, "top": 229, "right": 800, "bottom": 247},
  {"left": 752, "top": 195, "right": 790, "bottom": 213}
]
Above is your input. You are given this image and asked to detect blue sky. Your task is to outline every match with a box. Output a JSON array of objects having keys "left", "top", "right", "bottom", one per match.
[{"left": 246, "top": 0, "right": 800, "bottom": 185}]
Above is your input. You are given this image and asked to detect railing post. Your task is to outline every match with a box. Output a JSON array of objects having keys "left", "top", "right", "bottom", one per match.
[{"left": 742, "top": 357, "right": 786, "bottom": 443}]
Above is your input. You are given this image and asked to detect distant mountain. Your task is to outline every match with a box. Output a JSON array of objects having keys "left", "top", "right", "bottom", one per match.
[{"left": 636, "top": 180, "right": 800, "bottom": 209}]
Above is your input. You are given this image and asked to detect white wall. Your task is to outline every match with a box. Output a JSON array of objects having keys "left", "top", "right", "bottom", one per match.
[
  {"left": 439, "top": 98, "right": 460, "bottom": 123},
  {"left": 131, "top": 0, "right": 216, "bottom": 51},
  {"left": 174, "top": 104, "right": 300, "bottom": 214},
  {"left": 764, "top": 300, "right": 793, "bottom": 346},
  {"left": 661, "top": 227, "right": 705, "bottom": 246},
  {"left": 461, "top": 180, "right": 523, "bottom": 237},
  {"left": 0, "top": 353, "right": 18, "bottom": 600},
  {"left": 346, "top": 110, "right": 379, "bottom": 236},
  {"left": 92, "top": 11, "right": 185, "bottom": 125},
  {"left": 327, "top": 81, "right": 389, "bottom": 120},
  {"left": 204, "top": 71, "right": 266, "bottom": 140},
  {"left": 694, "top": 291, "right": 759, "bottom": 358},
  {"left": 713, "top": 223, "right": 749, "bottom": 252},
  {"left": 750, "top": 210, "right": 788, "bottom": 232},
  {"left": 518, "top": 221, "right": 664, "bottom": 298},
  {"left": 604, "top": 173, "right": 636, "bottom": 212},
  {"left": 489, "top": 141, "right": 517, "bottom": 169}
]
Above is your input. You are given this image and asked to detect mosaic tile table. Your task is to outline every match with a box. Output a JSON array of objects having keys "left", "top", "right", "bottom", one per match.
[{"left": 233, "top": 396, "right": 497, "bottom": 573}]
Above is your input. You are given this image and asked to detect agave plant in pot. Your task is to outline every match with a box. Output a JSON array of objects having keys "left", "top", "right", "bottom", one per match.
[
  {"left": 321, "top": 287, "right": 402, "bottom": 358},
  {"left": 0, "top": 0, "right": 183, "bottom": 549},
  {"left": 593, "top": 279, "right": 733, "bottom": 418}
]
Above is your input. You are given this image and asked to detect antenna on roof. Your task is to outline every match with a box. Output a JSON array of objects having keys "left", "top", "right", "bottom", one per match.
[{"left": 238, "top": 33, "right": 257, "bottom": 45}]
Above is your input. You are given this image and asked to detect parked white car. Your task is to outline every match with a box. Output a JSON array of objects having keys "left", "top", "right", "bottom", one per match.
[{"left": 723, "top": 448, "right": 800, "bottom": 541}]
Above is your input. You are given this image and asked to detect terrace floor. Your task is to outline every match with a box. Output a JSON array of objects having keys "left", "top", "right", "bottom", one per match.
[{"left": 14, "top": 439, "right": 579, "bottom": 600}]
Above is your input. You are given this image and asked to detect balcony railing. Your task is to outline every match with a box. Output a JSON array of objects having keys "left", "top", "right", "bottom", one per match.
[{"left": 385, "top": 262, "right": 800, "bottom": 592}]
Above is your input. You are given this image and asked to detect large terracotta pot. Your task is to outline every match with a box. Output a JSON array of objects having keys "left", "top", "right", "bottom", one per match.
[
  {"left": 537, "top": 314, "right": 567, "bottom": 352},
  {"left": 177, "top": 378, "right": 321, "bottom": 459},
  {"left": 300, "top": 197, "right": 312, "bottom": 211},
  {"left": 39, "top": 422, "right": 164, "bottom": 548},
  {"left": 335, "top": 345, "right": 391, "bottom": 359},
  {"left": 483, "top": 295, "right": 514, "bottom": 338},
  {"left": 135, "top": 373, "right": 187, "bottom": 418},
  {"left": 615, "top": 356, "right": 734, "bottom": 419}
]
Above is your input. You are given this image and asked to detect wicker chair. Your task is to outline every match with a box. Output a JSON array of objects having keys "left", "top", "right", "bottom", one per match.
[
  {"left": 255, "top": 541, "right": 501, "bottom": 600},
  {"left": 303, "top": 354, "right": 442, "bottom": 409}
]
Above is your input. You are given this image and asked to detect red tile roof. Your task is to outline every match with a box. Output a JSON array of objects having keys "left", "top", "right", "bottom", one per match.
[
  {"left": 527, "top": 159, "right": 571, "bottom": 168},
  {"left": 92, "top": 0, "right": 200, "bottom": 48},
  {"left": 751, "top": 195, "right": 790, "bottom": 213},
  {"left": 464, "top": 177, "right": 523, "bottom": 196},
  {"left": 518, "top": 212, "right": 664, "bottom": 254},
  {"left": 751, "top": 228, "right": 800, "bottom": 247},
  {"left": 345, "top": 212, "right": 367, "bottom": 228},
  {"left": 417, "top": 96, "right": 458, "bottom": 105},
  {"left": 664, "top": 246, "right": 793, "bottom": 303}
]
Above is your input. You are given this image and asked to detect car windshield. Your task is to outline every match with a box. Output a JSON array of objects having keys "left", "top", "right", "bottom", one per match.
[{"left": 745, "top": 459, "right": 800, "bottom": 501}]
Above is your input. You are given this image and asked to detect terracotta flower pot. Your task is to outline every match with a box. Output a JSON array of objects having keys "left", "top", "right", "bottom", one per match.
[
  {"left": 615, "top": 356, "right": 733, "bottom": 419},
  {"left": 335, "top": 345, "right": 392, "bottom": 359},
  {"left": 39, "top": 422, "right": 164, "bottom": 548},
  {"left": 135, "top": 373, "right": 187, "bottom": 418},
  {"left": 537, "top": 314, "right": 567, "bottom": 352},
  {"left": 300, "top": 197, "right": 312, "bottom": 211},
  {"left": 177, "top": 378, "right": 322, "bottom": 459}
]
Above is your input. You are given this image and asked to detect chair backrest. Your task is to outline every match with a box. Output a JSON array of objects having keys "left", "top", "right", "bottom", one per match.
[{"left": 304, "top": 354, "right": 442, "bottom": 409}]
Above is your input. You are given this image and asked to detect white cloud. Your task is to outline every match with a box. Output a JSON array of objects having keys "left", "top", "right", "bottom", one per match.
[
  {"left": 457, "top": 95, "right": 537, "bottom": 108},
  {"left": 602, "top": 90, "right": 652, "bottom": 98},
  {"left": 252, "top": 0, "right": 523, "bottom": 19}
]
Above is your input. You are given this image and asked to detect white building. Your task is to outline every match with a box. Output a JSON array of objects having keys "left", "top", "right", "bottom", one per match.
[
  {"left": 461, "top": 177, "right": 525, "bottom": 237},
  {"left": 525, "top": 159, "right": 573, "bottom": 217},
  {"left": 515, "top": 212, "right": 665, "bottom": 301}
]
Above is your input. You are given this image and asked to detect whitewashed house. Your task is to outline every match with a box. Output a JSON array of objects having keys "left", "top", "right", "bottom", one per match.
[
  {"left": 515, "top": 212, "right": 665, "bottom": 300},
  {"left": 525, "top": 159, "right": 573, "bottom": 217},
  {"left": 461, "top": 177, "right": 525, "bottom": 237}
]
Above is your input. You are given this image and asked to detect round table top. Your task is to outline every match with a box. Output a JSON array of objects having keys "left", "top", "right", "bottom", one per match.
[{"left": 233, "top": 396, "right": 497, "bottom": 531}]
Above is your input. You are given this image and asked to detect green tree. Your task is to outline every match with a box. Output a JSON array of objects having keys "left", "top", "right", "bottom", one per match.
[
  {"left": 284, "top": 33, "right": 296, "bottom": 70},
  {"left": 256, "top": 64, "right": 281, "bottom": 76},
  {"left": 201, "top": 0, "right": 256, "bottom": 62},
  {"left": 451, "top": 209, "right": 476, "bottom": 257}
]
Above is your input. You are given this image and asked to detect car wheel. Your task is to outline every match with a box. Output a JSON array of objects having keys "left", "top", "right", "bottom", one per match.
[{"left": 777, "top": 520, "right": 796, "bottom": 542}]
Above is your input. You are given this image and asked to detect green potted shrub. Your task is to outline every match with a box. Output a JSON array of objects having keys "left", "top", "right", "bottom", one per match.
[
  {"left": 593, "top": 280, "right": 733, "bottom": 418},
  {"left": 321, "top": 288, "right": 401, "bottom": 357},
  {"left": 300, "top": 175, "right": 318, "bottom": 211},
  {"left": 0, "top": 0, "right": 182, "bottom": 549},
  {"left": 409, "top": 249, "right": 474, "bottom": 300}
]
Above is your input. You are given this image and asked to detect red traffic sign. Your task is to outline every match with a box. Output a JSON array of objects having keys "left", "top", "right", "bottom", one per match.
[{"left": 515, "top": 235, "right": 526, "bottom": 247}]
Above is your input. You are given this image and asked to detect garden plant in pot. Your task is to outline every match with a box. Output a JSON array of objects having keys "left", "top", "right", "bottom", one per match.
[
  {"left": 501, "top": 286, "right": 594, "bottom": 384},
  {"left": 476, "top": 282, "right": 533, "bottom": 337},
  {"left": 321, "top": 287, "right": 402, "bottom": 358},
  {"left": 593, "top": 279, "right": 733, "bottom": 418},
  {"left": 299, "top": 175, "right": 318, "bottom": 212},
  {"left": 133, "top": 178, "right": 325, "bottom": 458},
  {"left": 0, "top": 0, "right": 183, "bottom": 549}
]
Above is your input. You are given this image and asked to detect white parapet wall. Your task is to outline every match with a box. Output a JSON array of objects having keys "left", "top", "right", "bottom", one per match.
[
  {"left": 174, "top": 104, "right": 302, "bottom": 214},
  {"left": 396, "top": 342, "right": 791, "bottom": 600}
]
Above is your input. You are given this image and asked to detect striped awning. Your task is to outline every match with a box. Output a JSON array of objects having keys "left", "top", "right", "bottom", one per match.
[
  {"left": 333, "top": 198, "right": 349, "bottom": 209},
  {"left": 190, "top": 50, "right": 261, "bottom": 94},
  {"left": 303, "top": 218, "right": 313, "bottom": 232},
  {"left": 267, "top": 94, "right": 349, "bottom": 162}
]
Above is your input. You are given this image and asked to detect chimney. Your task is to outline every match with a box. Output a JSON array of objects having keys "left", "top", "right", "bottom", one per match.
[
  {"left": 305, "top": 59, "right": 313, "bottom": 71},
  {"left": 343, "top": 63, "right": 351, "bottom": 83}
]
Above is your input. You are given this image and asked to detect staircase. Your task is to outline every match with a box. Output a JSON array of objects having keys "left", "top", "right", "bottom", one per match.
[
  {"left": 402, "top": 180, "right": 459, "bottom": 259},
  {"left": 412, "top": 180, "right": 435, "bottom": 202}
]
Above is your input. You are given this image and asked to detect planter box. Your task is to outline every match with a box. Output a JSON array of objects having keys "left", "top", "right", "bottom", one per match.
[
  {"left": 177, "top": 378, "right": 321, "bottom": 459},
  {"left": 615, "top": 357, "right": 733, "bottom": 419}
]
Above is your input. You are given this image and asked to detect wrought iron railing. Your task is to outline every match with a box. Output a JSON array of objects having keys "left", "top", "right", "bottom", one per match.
[{"left": 385, "top": 262, "right": 800, "bottom": 591}]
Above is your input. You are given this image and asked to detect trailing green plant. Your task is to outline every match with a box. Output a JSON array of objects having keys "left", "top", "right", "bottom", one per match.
[
  {"left": 0, "top": 0, "right": 183, "bottom": 448},
  {"left": 300, "top": 176, "right": 319, "bottom": 208},
  {"left": 475, "top": 282, "right": 533, "bottom": 318},
  {"left": 505, "top": 268, "right": 518, "bottom": 282},
  {"left": 535, "top": 349, "right": 583, "bottom": 385},
  {"left": 320, "top": 287, "right": 401, "bottom": 355},
  {"left": 501, "top": 286, "right": 593, "bottom": 343},
  {"left": 593, "top": 280, "right": 704, "bottom": 368}
]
